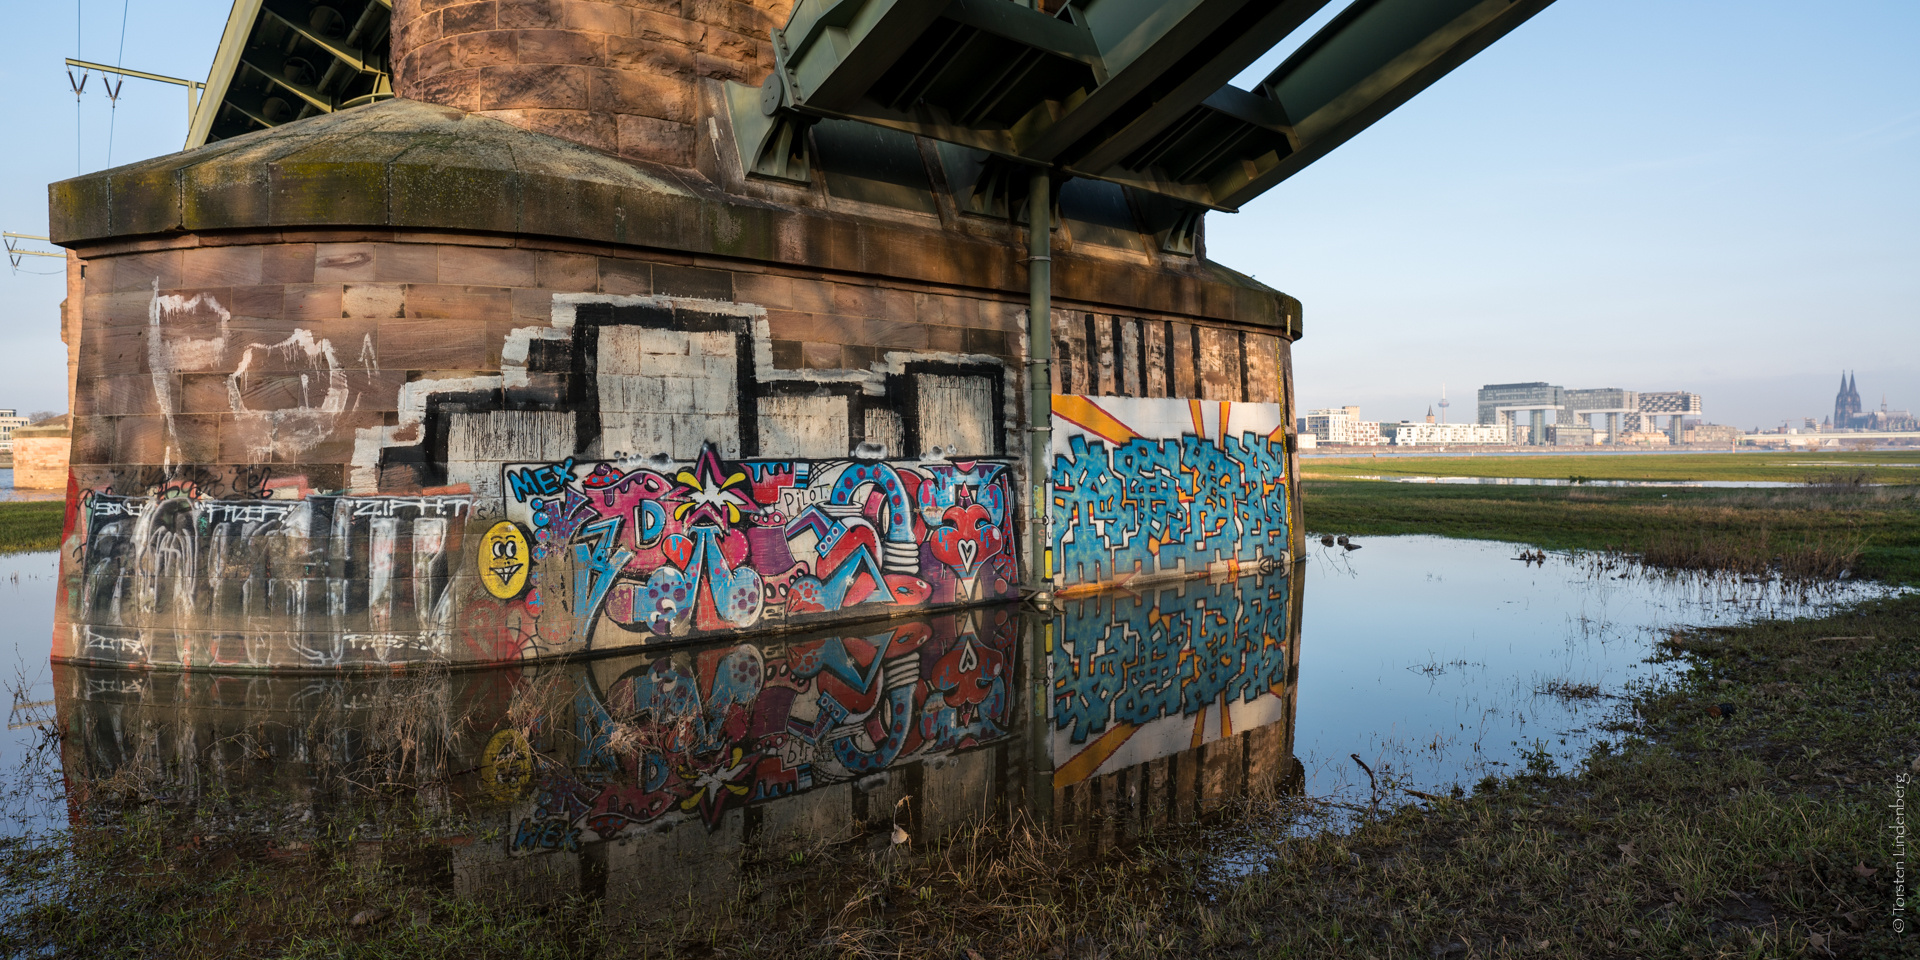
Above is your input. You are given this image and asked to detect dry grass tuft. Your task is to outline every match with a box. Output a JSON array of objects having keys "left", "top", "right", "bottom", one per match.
[
  {"left": 1536, "top": 678, "right": 1604, "bottom": 701},
  {"left": 1305, "top": 479, "right": 1920, "bottom": 583},
  {"left": 1634, "top": 523, "right": 1868, "bottom": 580}
]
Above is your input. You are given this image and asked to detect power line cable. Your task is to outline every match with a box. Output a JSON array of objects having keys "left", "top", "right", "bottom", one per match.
[
  {"left": 75, "top": 0, "right": 82, "bottom": 174},
  {"left": 106, "top": 0, "right": 129, "bottom": 166}
]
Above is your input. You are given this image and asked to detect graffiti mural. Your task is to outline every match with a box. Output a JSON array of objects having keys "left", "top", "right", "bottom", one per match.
[
  {"left": 497, "top": 445, "right": 1019, "bottom": 652},
  {"left": 1049, "top": 575, "right": 1293, "bottom": 786},
  {"left": 1049, "top": 396, "right": 1289, "bottom": 589},
  {"left": 56, "top": 283, "right": 1304, "bottom": 672},
  {"left": 497, "top": 606, "right": 1017, "bottom": 848},
  {"left": 66, "top": 488, "right": 473, "bottom": 669}
]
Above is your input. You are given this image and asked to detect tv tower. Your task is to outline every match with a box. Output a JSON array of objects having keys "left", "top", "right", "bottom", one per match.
[{"left": 1438, "top": 383, "right": 1450, "bottom": 423}]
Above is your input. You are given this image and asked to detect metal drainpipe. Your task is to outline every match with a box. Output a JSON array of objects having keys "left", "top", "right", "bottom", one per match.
[
  {"left": 1025, "top": 167, "right": 1052, "bottom": 599},
  {"left": 1023, "top": 164, "right": 1056, "bottom": 823}
]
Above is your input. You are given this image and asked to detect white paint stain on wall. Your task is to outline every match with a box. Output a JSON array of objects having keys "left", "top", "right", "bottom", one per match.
[
  {"left": 147, "top": 280, "right": 232, "bottom": 458},
  {"left": 596, "top": 325, "right": 740, "bottom": 459},
  {"left": 758, "top": 395, "right": 850, "bottom": 458},
  {"left": 411, "top": 516, "right": 451, "bottom": 656},
  {"left": 226, "top": 329, "right": 352, "bottom": 460},
  {"left": 368, "top": 517, "right": 399, "bottom": 635},
  {"left": 445, "top": 411, "right": 578, "bottom": 500},
  {"left": 347, "top": 293, "right": 1018, "bottom": 494},
  {"left": 863, "top": 409, "right": 904, "bottom": 458},
  {"left": 917, "top": 375, "right": 996, "bottom": 456}
]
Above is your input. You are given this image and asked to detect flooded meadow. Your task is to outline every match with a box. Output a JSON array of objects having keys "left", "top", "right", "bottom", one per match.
[{"left": 0, "top": 533, "right": 1900, "bottom": 950}]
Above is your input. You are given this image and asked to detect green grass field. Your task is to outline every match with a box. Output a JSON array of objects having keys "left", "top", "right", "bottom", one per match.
[
  {"left": 1302, "top": 479, "right": 1920, "bottom": 583},
  {"left": 1303, "top": 449, "right": 1920, "bottom": 483},
  {"left": 0, "top": 502, "right": 63, "bottom": 555}
]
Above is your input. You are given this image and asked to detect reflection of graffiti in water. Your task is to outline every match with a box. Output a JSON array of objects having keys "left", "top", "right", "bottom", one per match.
[
  {"left": 1050, "top": 396, "right": 1289, "bottom": 587},
  {"left": 505, "top": 607, "right": 1016, "bottom": 851},
  {"left": 501, "top": 444, "right": 1018, "bottom": 652},
  {"left": 1050, "top": 575, "right": 1292, "bottom": 785}
]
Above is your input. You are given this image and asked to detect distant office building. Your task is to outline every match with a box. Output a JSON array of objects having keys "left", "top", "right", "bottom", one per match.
[
  {"left": 1686, "top": 423, "right": 1741, "bottom": 445},
  {"left": 1387, "top": 421, "right": 1510, "bottom": 446},
  {"left": 1547, "top": 423, "right": 1595, "bottom": 446},
  {"left": 1561, "top": 387, "right": 1636, "bottom": 440},
  {"left": 1300, "top": 407, "right": 1387, "bottom": 446},
  {"left": 0, "top": 409, "right": 28, "bottom": 452},
  {"left": 1477, "top": 383, "right": 1704, "bottom": 445},
  {"left": 1475, "top": 382, "right": 1562, "bottom": 445},
  {"left": 1637, "top": 391, "right": 1704, "bottom": 443}
]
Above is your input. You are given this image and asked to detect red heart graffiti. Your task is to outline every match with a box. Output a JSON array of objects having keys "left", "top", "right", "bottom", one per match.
[
  {"left": 928, "top": 504, "right": 1005, "bottom": 575},
  {"left": 663, "top": 533, "right": 695, "bottom": 570}
]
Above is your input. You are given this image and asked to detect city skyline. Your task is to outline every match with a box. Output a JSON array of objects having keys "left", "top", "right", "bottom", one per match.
[
  {"left": 1320, "top": 371, "right": 1913, "bottom": 433},
  {"left": 1215, "top": 0, "right": 1917, "bottom": 432}
]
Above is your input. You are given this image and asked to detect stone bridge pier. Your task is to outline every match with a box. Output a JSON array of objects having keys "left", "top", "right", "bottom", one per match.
[{"left": 48, "top": 0, "right": 1305, "bottom": 672}]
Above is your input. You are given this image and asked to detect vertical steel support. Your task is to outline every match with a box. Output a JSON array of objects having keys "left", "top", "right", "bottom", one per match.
[
  {"left": 1023, "top": 168, "right": 1056, "bottom": 822},
  {"left": 1020, "top": 613, "right": 1056, "bottom": 824},
  {"left": 1021, "top": 165, "right": 1067, "bottom": 817},
  {"left": 1025, "top": 168, "right": 1052, "bottom": 595}
]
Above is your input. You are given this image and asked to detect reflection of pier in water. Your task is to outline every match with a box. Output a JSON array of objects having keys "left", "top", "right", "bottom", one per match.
[{"left": 53, "top": 566, "right": 1302, "bottom": 904}]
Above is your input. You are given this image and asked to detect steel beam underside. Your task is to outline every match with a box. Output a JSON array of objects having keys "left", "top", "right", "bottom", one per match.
[
  {"left": 189, "top": 0, "right": 392, "bottom": 148},
  {"left": 762, "top": 0, "right": 1558, "bottom": 211}
]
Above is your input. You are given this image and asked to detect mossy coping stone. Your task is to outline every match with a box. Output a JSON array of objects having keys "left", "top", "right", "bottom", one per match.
[
  {"left": 49, "top": 99, "right": 1297, "bottom": 333},
  {"left": 12, "top": 416, "right": 70, "bottom": 439}
]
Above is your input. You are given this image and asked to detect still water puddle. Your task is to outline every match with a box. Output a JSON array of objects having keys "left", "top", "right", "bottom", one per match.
[
  {"left": 0, "top": 551, "right": 60, "bottom": 841},
  {"left": 0, "top": 472, "right": 62, "bottom": 502},
  {"left": 0, "top": 537, "right": 1899, "bottom": 921},
  {"left": 1291, "top": 535, "right": 1891, "bottom": 800}
]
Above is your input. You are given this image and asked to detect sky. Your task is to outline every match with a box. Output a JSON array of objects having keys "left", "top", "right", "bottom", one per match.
[
  {"left": 1214, "top": 0, "right": 1920, "bottom": 429},
  {"left": 0, "top": 1, "right": 231, "bottom": 417},
  {"left": 0, "top": 1, "right": 1915, "bottom": 430}
]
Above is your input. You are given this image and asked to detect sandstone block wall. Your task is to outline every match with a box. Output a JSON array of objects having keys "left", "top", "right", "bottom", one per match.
[
  {"left": 57, "top": 224, "right": 1290, "bottom": 671},
  {"left": 68, "top": 235, "right": 1051, "bottom": 496},
  {"left": 12, "top": 434, "right": 72, "bottom": 490},
  {"left": 66, "top": 235, "right": 1287, "bottom": 506},
  {"left": 393, "top": 0, "right": 784, "bottom": 166}
]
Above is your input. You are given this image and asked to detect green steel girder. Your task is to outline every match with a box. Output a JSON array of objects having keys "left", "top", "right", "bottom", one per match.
[
  {"left": 771, "top": 0, "right": 1311, "bottom": 170},
  {"left": 188, "top": 0, "right": 391, "bottom": 147},
  {"left": 1025, "top": 0, "right": 1330, "bottom": 165},
  {"left": 259, "top": 0, "right": 386, "bottom": 74},
  {"left": 771, "top": 0, "right": 1104, "bottom": 160},
  {"left": 239, "top": 43, "right": 342, "bottom": 113},
  {"left": 751, "top": 0, "right": 1558, "bottom": 212},
  {"left": 1221, "top": 0, "right": 1558, "bottom": 208}
]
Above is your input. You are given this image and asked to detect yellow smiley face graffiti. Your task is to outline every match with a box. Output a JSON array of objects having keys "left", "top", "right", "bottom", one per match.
[
  {"left": 478, "top": 521, "right": 530, "bottom": 599},
  {"left": 477, "top": 728, "right": 534, "bottom": 802}
]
